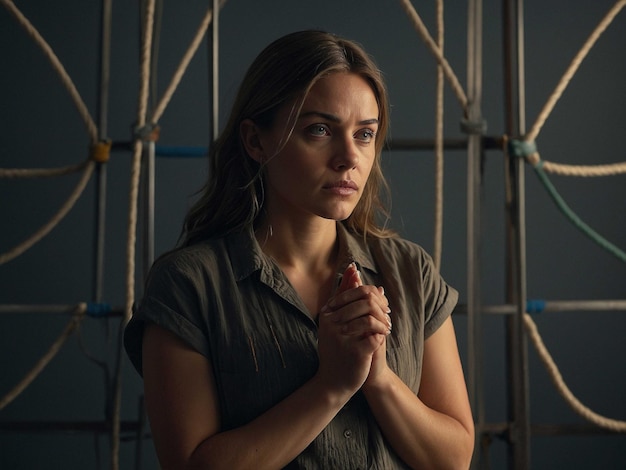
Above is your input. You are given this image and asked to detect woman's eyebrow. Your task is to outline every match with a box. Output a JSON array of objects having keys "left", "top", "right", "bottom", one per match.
[{"left": 298, "top": 110, "right": 378, "bottom": 126}]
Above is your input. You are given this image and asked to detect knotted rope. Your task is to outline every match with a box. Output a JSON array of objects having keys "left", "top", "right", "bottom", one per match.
[
  {"left": 151, "top": 0, "right": 228, "bottom": 124},
  {"left": 398, "top": 0, "right": 468, "bottom": 111},
  {"left": 0, "top": 0, "right": 97, "bottom": 142},
  {"left": 108, "top": 0, "right": 157, "bottom": 466},
  {"left": 509, "top": 138, "right": 626, "bottom": 263},
  {"left": 0, "top": 161, "right": 88, "bottom": 179},
  {"left": 506, "top": 1, "right": 626, "bottom": 264},
  {"left": 520, "top": 0, "right": 626, "bottom": 176},
  {"left": 0, "top": 161, "right": 95, "bottom": 266},
  {"left": 0, "top": 304, "right": 86, "bottom": 411},
  {"left": 0, "top": 0, "right": 112, "bottom": 266},
  {"left": 107, "top": 1, "right": 227, "bottom": 467},
  {"left": 524, "top": 313, "right": 626, "bottom": 432},
  {"left": 433, "top": 0, "right": 445, "bottom": 270}
]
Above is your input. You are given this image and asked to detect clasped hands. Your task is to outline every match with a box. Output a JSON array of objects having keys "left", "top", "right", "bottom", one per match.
[{"left": 316, "top": 262, "right": 392, "bottom": 394}]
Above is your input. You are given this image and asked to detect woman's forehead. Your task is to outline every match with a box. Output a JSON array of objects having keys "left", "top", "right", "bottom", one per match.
[{"left": 299, "top": 73, "right": 379, "bottom": 119}]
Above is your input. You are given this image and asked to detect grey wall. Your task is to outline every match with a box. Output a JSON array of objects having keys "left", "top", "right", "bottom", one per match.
[{"left": 1, "top": 1, "right": 624, "bottom": 468}]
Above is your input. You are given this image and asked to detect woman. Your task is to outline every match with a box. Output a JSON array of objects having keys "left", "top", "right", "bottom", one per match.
[{"left": 125, "top": 30, "right": 474, "bottom": 469}]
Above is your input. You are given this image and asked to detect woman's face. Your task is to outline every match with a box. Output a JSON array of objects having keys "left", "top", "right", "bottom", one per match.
[{"left": 258, "top": 72, "right": 379, "bottom": 225}]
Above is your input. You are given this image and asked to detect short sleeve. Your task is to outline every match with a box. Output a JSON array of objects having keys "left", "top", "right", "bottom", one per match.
[
  {"left": 422, "top": 264, "right": 458, "bottom": 339},
  {"left": 124, "top": 252, "right": 211, "bottom": 376}
]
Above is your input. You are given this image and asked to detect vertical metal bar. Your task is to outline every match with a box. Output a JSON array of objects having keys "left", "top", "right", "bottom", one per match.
[
  {"left": 94, "top": 166, "right": 107, "bottom": 303},
  {"left": 142, "top": 141, "right": 156, "bottom": 278},
  {"left": 503, "top": 0, "right": 531, "bottom": 468},
  {"left": 93, "top": 0, "right": 112, "bottom": 303},
  {"left": 140, "top": 0, "right": 156, "bottom": 281},
  {"left": 466, "top": 0, "right": 485, "bottom": 467}
]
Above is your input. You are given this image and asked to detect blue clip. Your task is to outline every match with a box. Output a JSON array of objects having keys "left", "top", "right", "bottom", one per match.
[
  {"left": 87, "top": 302, "right": 112, "bottom": 317},
  {"left": 526, "top": 299, "right": 546, "bottom": 314}
]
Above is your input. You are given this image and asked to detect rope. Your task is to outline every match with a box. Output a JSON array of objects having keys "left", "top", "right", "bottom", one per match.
[
  {"left": 518, "top": 1, "right": 626, "bottom": 177},
  {"left": 0, "top": 161, "right": 88, "bottom": 178},
  {"left": 524, "top": 313, "right": 626, "bottom": 432},
  {"left": 533, "top": 157, "right": 626, "bottom": 178},
  {"left": 509, "top": 139, "right": 626, "bottom": 263},
  {"left": 398, "top": 0, "right": 468, "bottom": 111},
  {"left": 109, "top": 1, "right": 227, "bottom": 458},
  {"left": 526, "top": 0, "right": 626, "bottom": 143},
  {"left": 0, "top": 0, "right": 98, "bottom": 142},
  {"left": 433, "top": 0, "right": 444, "bottom": 270},
  {"left": 0, "top": 161, "right": 95, "bottom": 266},
  {"left": 109, "top": 1, "right": 156, "bottom": 468},
  {"left": 532, "top": 163, "right": 626, "bottom": 263},
  {"left": 0, "top": 1, "right": 109, "bottom": 265},
  {"left": 151, "top": 0, "right": 227, "bottom": 123},
  {"left": 0, "top": 304, "right": 86, "bottom": 411}
]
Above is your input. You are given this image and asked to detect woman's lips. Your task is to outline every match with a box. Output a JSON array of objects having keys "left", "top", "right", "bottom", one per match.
[{"left": 323, "top": 180, "right": 358, "bottom": 196}]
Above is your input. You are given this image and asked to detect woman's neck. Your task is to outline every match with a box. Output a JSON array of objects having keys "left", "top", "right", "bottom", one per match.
[
  {"left": 255, "top": 215, "right": 338, "bottom": 274},
  {"left": 256, "top": 215, "right": 340, "bottom": 316}
]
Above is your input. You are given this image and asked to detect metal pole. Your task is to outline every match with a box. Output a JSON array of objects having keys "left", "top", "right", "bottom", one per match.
[
  {"left": 142, "top": 141, "right": 156, "bottom": 277},
  {"left": 466, "top": 0, "right": 485, "bottom": 467},
  {"left": 503, "top": 0, "right": 531, "bottom": 468},
  {"left": 93, "top": 0, "right": 112, "bottom": 303},
  {"left": 455, "top": 299, "right": 626, "bottom": 315}
]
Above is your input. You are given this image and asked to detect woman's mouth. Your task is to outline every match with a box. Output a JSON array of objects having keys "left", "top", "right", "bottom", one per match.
[{"left": 323, "top": 180, "right": 358, "bottom": 196}]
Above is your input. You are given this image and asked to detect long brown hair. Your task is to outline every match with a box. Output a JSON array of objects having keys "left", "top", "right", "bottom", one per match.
[{"left": 181, "top": 30, "right": 393, "bottom": 246}]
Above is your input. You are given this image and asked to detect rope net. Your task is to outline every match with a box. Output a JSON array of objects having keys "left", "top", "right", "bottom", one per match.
[
  {"left": 398, "top": 0, "right": 626, "bottom": 432},
  {"left": 522, "top": 0, "right": 626, "bottom": 176},
  {"left": 1, "top": 1, "right": 624, "bottom": 469}
]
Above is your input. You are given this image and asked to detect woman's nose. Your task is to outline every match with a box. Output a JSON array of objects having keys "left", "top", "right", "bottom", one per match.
[{"left": 332, "top": 135, "right": 359, "bottom": 170}]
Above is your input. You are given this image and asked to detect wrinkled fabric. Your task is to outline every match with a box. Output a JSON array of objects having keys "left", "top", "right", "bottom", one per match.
[{"left": 124, "top": 223, "right": 458, "bottom": 469}]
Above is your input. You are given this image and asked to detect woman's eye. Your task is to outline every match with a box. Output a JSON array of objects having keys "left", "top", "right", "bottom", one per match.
[
  {"left": 355, "top": 129, "right": 376, "bottom": 142},
  {"left": 307, "top": 124, "right": 330, "bottom": 136}
]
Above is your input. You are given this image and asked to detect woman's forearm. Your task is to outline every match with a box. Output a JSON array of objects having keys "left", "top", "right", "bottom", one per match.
[
  {"left": 362, "top": 369, "right": 474, "bottom": 470},
  {"left": 186, "top": 373, "right": 352, "bottom": 470}
]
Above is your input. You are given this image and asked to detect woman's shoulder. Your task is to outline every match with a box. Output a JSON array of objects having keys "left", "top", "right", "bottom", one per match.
[
  {"left": 368, "top": 233, "right": 433, "bottom": 266},
  {"left": 150, "top": 237, "right": 231, "bottom": 280}
]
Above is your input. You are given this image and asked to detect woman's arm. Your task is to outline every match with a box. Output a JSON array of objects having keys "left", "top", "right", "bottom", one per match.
[
  {"left": 143, "top": 324, "right": 348, "bottom": 469},
  {"left": 142, "top": 275, "right": 391, "bottom": 470},
  {"left": 361, "top": 316, "right": 475, "bottom": 469}
]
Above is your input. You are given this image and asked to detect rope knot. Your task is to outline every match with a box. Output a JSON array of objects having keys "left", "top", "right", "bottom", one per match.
[
  {"left": 508, "top": 139, "right": 540, "bottom": 166},
  {"left": 132, "top": 122, "right": 160, "bottom": 142},
  {"left": 90, "top": 140, "right": 112, "bottom": 163},
  {"left": 460, "top": 117, "right": 487, "bottom": 135}
]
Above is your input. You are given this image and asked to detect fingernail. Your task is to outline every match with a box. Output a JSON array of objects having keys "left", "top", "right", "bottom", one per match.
[
  {"left": 320, "top": 304, "right": 330, "bottom": 314},
  {"left": 378, "top": 286, "right": 385, "bottom": 295}
]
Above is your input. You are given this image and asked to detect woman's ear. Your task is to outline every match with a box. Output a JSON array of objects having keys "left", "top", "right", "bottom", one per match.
[{"left": 240, "top": 119, "right": 265, "bottom": 163}]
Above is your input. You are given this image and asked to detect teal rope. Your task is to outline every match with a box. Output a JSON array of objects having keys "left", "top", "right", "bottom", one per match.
[{"left": 532, "top": 162, "right": 626, "bottom": 263}]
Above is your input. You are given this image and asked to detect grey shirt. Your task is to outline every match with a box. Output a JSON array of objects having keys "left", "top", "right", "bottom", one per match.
[{"left": 124, "top": 223, "right": 458, "bottom": 469}]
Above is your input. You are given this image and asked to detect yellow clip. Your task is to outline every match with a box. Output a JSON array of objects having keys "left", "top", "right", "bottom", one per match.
[{"left": 90, "top": 140, "right": 112, "bottom": 163}]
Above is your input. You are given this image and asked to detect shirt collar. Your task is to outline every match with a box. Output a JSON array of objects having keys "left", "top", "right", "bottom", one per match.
[
  {"left": 335, "top": 222, "right": 378, "bottom": 275},
  {"left": 227, "top": 222, "right": 379, "bottom": 282}
]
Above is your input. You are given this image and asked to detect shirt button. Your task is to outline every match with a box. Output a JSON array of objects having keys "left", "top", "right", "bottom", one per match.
[{"left": 343, "top": 429, "right": 352, "bottom": 439}]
